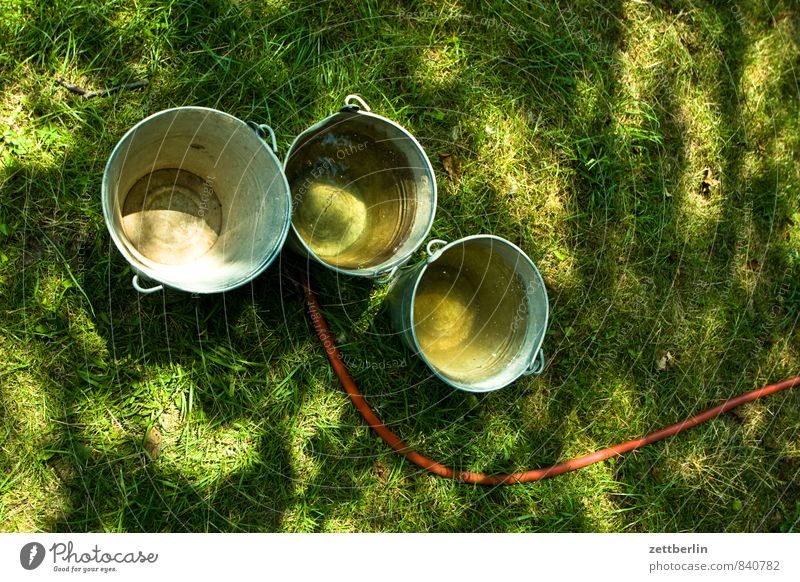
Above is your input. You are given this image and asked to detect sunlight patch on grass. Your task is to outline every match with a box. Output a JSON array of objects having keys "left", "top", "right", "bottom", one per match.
[
  {"left": 617, "top": 1, "right": 729, "bottom": 236},
  {"left": 581, "top": 483, "right": 627, "bottom": 533},
  {"left": 414, "top": 45, "right": 462, "bottom": 88},
  {"left": 0, "top": 80, "right": 73, "bottom": 171},
  {"left": 1, "top": 467, "right": 69, "bottom": 532},
  {"left": 0, "top": 344, "right": 69, "bottom": 530},
  {"left": 764, "top": 339, "right": 800, "bottom": 374},
  {"left": 0, "top": 331, "right": 70, "bottom": 442},
  {"left": 166, "top": 422, "right": 261, "bottom": 481},
  {"left": 286, "top": 381, "right": 350, "bottom": 497},
  {"left": 67, "top": 310, "right": 109, "bottom": 365},
  {"left": 0, "top": 86, "right": 29, "bottom": 139},
  {"left": 665, "top": 437, "right": 752, "bottom": 513},
  {"left": 739, "top": 14, "right": 799, "bottom": 124},
  {"left": 598, "top": 375, "right": 645, "bottom": 433}
]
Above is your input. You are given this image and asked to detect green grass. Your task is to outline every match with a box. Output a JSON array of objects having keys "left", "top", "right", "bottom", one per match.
[{"left": 1, "top": 0, "right": 799, "bottom": 532}]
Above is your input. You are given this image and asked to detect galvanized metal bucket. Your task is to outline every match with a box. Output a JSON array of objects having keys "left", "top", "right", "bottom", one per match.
[
  {"left": 388, "top": 235, "right": 548, "bottom": 392},
  {"left": 284, "top": 95, "right": 436, "bottom": 280},
  {"left": 102, "top": 107, "right": 291, "bottom": 294}
]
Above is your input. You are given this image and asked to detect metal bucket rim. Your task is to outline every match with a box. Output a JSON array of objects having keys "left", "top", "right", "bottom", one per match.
[
  {"left": 102, "top": 106, "right": 293, "bottom": 294},
  {"left": 407, "top": 234, "right": 549, "bottom": 392},
  {"left": 283, "top": 107, "right": 437, "bottom": 278}
]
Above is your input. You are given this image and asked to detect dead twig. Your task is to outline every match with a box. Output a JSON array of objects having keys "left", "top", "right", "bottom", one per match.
[
  {"left": 56, "top": 77, "right": 148, "bottom": 99},
  {"left": 55, "top": 78, "right": 89, "bottom": 95}
]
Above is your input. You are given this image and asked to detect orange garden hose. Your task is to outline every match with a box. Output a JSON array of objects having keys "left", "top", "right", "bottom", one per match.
[{"left": 302, "top": 275, "right": 800, "bottom": 485}]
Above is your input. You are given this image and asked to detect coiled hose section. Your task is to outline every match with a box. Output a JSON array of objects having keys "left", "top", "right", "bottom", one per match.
[{"left": 302, "top": 275, "right": 800, "bottom": 485}]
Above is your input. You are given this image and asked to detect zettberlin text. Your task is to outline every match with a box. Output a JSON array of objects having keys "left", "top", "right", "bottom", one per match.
[{"left": 649, "top": 544, "right": 708, "bottom": 554}]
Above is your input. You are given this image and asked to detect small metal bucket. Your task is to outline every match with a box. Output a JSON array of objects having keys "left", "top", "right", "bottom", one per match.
[
  {"left": 102, "top": 107, "right": 291, "bottom": 294},
  {"left": 284, "top": 95, "right": 436, "bottom": 280},
  {"left": 388, "top": 235, "right": 548, "bottom": 392}
]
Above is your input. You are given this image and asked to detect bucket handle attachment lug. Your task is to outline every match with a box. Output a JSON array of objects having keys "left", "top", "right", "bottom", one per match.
[
  {"left": 426, "top": 239, "right": 448, "bottom": 263},
  {"left": 246, "top": 121, "right": 278, "bottom": 153},
  {"left": 524, "top": 349, "right": 546, "bottom": 376},
  {"left": 343, "top": 94, "right": 371, "bottom": 112},
  {"left": 375, "top": 265, "right": 399, "bottom": 284},
  {"left": 132, "top": 275, "right": 164, "bottom": 294}
]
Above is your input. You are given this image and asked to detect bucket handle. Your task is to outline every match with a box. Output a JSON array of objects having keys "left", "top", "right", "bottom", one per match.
[
  {"left": 344, "top": 94, "right": 371, "bottom": 112},
  {"left": 246, "top": 121, "right": 278, "bottom": 153},
  {"left": 426, "top": 239, "right": 448, "bottom": 262},
  {"left": 524, "top": 349, "right": 546, "bottom": 376},
  {"left": 132, "top": 275, "right": 164, "bottom": 294}
]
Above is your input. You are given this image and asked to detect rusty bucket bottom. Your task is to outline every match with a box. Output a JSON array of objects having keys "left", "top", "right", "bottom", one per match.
[{"left": 121, "top": 168, "right": 222, "bottom": 265}]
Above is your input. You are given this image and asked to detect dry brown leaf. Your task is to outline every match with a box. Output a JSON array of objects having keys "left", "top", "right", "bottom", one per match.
[
  {"left": 439, "top": 152, "right": 461, "bottom": 181},
  {"left": 655, "top": 350, "right": 675, "bottom": 372},
  {"left": 374, "top": 461, "right": 387, "bottom": 482},
  {"left": 144, "top": 426, "right": 162, "bottom": 460},
  {"left": 699, "top": 167, "right": 719, "bottom": 197}
]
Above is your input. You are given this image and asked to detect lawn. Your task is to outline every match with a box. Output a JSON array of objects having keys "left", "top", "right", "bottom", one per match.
[{"left": 1, "top": 0, "right": 799, "bottom": 532}]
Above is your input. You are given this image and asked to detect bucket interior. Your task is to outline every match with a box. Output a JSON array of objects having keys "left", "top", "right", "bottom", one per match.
[
  {"left": 121, "top": 168, "right": 222, "bottom": 265},
  {"left": 104, "top": 108, "right": 290, "bottom": 292},
  {"left": 412, "top": 238, "right": 546, "bottom": 389},
  {"left": 284, "top": 112, "right": 434, "bottom": 272}
]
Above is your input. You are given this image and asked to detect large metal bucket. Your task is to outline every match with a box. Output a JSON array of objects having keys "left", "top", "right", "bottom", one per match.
[
  {"left": 102, "top": 107, "right": 291, "bottom": 294},
  {"left": 388, "top": 235, "right": 548, "bottom": 392},
  {"left": 284, "top": 95, "right": 436, "bottom": 280}
]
